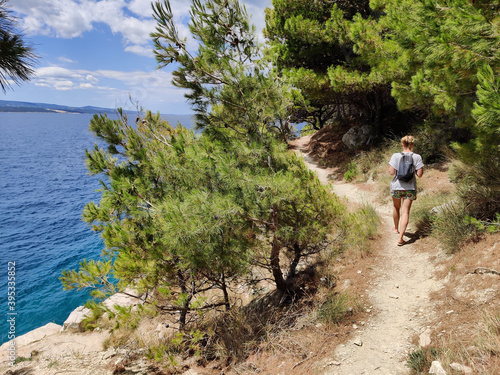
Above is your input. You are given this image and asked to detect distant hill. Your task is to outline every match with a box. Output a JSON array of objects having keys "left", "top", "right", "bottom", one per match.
[
  {"left": 0, "top": 100, "right": 116, "bottom": 114},
  {"left": 0, "top": 100, "right": 194, "bottom": 128}
]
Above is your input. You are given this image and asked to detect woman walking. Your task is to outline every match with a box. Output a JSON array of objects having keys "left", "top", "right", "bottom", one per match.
[{"left": 388, "top": 136, "right": 424, "bottom": 246}]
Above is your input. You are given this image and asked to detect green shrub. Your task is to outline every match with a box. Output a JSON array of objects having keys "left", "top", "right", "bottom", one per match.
[
  {"left": 344, "top": 203, "right": 380, "bottom": 256},
  {"left": 407, "top": 347, "right": 439, "bottom": 373},
  {"left": 455, "top": 161, "right": 500, "bottom": 221},
  {"left": 13, "top": 356, "right": 32, "bottom": 365},
  {"left": 411, "top": 193, "right": 454, "bottom": 237},
  {"left": 344, "top": 162, "right": 358, "bottom": 182},
  {"left": 432, "top": 203, "right": 481, "bottom": 254},
  {"left": 412, "top": 119, "right": 463, "bottom": 164},
  {"left": 318, "top": 291, "right": 358, "bottom": 325}
]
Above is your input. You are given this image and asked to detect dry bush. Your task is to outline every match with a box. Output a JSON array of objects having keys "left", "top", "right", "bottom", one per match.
[
  {"left": 477, "top": 310, "right": 500, "bottom": 370},
  {"left": 450, "top": 157, "right": 500, "bottom": 221},
  {"left": 416, "top": 231, "right": 500, "bottom": 374},
  {"left": 342, "top": 203, "right": 380, "bottom": 258},
  {"left": 409, "top": 309, "right": 500, "bottom": 375}
]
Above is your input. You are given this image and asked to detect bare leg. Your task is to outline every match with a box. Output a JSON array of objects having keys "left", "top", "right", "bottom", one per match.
[
  {"left": 398, "top": 198, "right": 414, "bottom": 244},
  {"left": 392, "top": 196, "right": 401, "bottom": 233}
]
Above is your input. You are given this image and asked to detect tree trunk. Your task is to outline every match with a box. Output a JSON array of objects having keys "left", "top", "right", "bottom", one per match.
[
  {"left": 271, "top": 238, "right": 287, "bottom": 292},
  {"left": 287, "top": 243, "right": 301, "bottom": 280},
  {"left": 221, "top": 272, "right": 230, "bottom": 311},
  {"left": 177, "top": 270, "right": 192, "bottom": 331},
  {"left": 374, "top": 89, "right": 382, "bottom": 136},
  {"left": 270, "top": 205, "right": 287, "bottom": 292}
]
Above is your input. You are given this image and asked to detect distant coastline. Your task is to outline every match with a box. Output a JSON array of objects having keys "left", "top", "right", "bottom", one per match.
[
  {"left": 0, "top": 100, "right": 193, "bottom": 116},
  {"left": 0, "top": 100, "right": 195, "bottom": 127},
  {"left": 0, "top": 100, "right": 116, "bottom": 114}
]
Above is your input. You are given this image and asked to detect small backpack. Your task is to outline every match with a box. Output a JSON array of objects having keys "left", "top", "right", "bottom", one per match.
[{"left": 397, "top": 152, "right": 415, "bottom": 183}]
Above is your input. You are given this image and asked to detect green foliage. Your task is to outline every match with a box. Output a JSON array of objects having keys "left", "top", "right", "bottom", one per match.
[
  {"left": 343, "top": 203, "right": 379, "bottom": 256},
  {"left": 470, "top": 65, "right": 500, "bottom": 159},
  {"left": 411, "top": 194, "right": 451, "bottom": 237},
  {"left": 411, "top": 118, "right": 460, "bottom": 164},
  {"left": 63, "top": 107, "right": 347, "bottom": 329},
  {"left": 432, "top": 202, "right": 482, "bottom": 254},
  {"left": 81, "top": 300, "right": 109, "bottom": 331},
  {"left": 152, "top": 0, "right": 293, "bottom": 141},
  {"left": 146, "top": 344, "right": 170, "bottom": 362},
  {"left": 60, "top": 259, "right": 115, "bottom": 299},
  {"left": 13, "top": 356, "right": 32, "bottom": 365},
  {"left": 62, "top": 0, "right": 350, "bottom": 331},
  {"left": 0, "top": 0, "right": 38, "bottom": 92},
  {"left": 452, "top": 156, "right": 500, "bottom": 221},
  {"left": 267, "top": 0, "right": 500, "bottom": 229},
  {"left": 407, "top": 347, "right": 439, "bottom": 374},
  {"left": 146, "top": 329, "right": 212, "bottom": 361},
  {"left": 264, "top": 0, "right": 395, "bottom": 131},
  {"left": 344, "top": 162, "right": 358, "bottom": 182},
  {"left": 318, "top": 291, "right": 358, "bottom": 325}
]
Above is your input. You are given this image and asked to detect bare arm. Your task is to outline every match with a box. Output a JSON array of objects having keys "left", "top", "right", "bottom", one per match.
[
  {"left": 388, "top": 165, "right": 396, "bottom": 175},
  {"left": 416, "top": 167, "right": 424, "bottom": 178}
]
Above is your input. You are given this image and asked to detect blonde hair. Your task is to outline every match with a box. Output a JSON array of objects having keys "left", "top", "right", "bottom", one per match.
[{"left": 401, "top": 135, "right": 415, "bottom": 148}]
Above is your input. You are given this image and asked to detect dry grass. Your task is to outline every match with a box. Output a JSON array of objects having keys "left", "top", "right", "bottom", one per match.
[{"left": 413, "top": 232, "right": 500, "bottom": 374}]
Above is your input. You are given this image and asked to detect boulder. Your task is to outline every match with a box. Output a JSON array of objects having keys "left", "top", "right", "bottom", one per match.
[
  {"left": 0, "top": 322, "right": 61, "bottom": 354},
  {"left": 342, "top": 125, "right": 371, "bottom": 149},
  {"left": 419, "top": 328, "right": 432, "bottom": 348},
  {"left": 450, "top": 362, "right": 473, "bottom": 374},
  {"left": 429, "top": 360, "right": 447, "bottom": 375},
  {"left": 62, "top": 305, "right": 91, "bottom": 332},
  {"left": 431, "top": 199, "right": 458, "bottom": 215},
  {"left": 62, "top": 288, "right": 145, "bottom": 333},
  {"left": 102, "top": 288, "right": 145, "bottom": 310}
]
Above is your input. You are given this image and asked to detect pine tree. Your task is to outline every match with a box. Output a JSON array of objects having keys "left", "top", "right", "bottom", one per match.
[
  {"left": 151, "top": 0, "right": 292, "bottom": 142},
  {"left": 62, "top": 0, "right": 348, "bottom": 332},
  {"left": 265, "top": 0, "right": 401, "bottom": 135}
]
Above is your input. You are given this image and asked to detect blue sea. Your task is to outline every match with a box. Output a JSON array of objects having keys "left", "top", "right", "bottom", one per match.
[{"left": 0, "top": 112, "right": 192, "bottom": 345}]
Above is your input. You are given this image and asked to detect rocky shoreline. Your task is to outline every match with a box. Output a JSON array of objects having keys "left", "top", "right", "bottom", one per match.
[{"left": 0, "top": 289, "right": 149, "bottom": 375}]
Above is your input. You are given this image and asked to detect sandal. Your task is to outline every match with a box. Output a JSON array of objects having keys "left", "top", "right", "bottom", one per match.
[{"left": 397, "top": 241, "right": 406, "bottom": 246}]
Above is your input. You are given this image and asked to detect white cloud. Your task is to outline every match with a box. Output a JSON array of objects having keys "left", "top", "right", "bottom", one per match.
[
  {"left": 53, "top": 80, "right": 75, "bottom": 90},
  {"left": 32, "top": 66, "right": 176, "bottom": 98},
  {"left": 13, "top": 0, "right": 155, "bottom": 55},
  {"left": 14, "top": 0, "right": 94, "bottom": 38},
  {"left": 124, "top": 44, "right": 154, "bottom": 57},
  {"left": 86, "top": 74, "right": 99, "bottom": 84},
  {"left": 12, "top": 0, "right": 270, "bottom": 55},
  {"left": 36, "top": 66, "right": 85, "bottom": 79},
  {"left": 58, "top": 57, "right": 76, "bottom": 63}
]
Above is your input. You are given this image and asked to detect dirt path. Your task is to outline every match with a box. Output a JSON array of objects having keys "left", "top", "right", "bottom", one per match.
[{"left": 291, "top": 137, "right": 443, "bottom": 375}]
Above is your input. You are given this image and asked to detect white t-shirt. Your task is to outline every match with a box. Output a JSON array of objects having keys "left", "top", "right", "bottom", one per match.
[{"left": 389, "top": 152, "right": 424, "bottom": 192}]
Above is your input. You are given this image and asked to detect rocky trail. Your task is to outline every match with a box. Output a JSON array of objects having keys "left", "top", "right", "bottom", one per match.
[{"left": 292, "top": 136, "right": 443, "bottom": 375}]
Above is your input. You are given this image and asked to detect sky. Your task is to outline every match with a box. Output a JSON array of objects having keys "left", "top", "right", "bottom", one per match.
[{"left": 5, "top": 0, "right": 272, "bottom": 114}]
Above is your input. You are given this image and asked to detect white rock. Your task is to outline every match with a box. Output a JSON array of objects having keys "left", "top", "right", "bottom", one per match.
[
  {"left": 102, "top": 288, "right": 144, "bottom": 310},
  {"left": 419, "top": 328, "right": 432, "bottom": 348},
  {"left": 0, "top": 322, "right": 61, "bottom": 352},
  {"left": 353, "top": 338, "right": 363, "bottom": 346},
  {"left": 389, "top": 294, "right": 399, "bottom": 299},
  {"left": 429, "top": 360, "right": 447, "bottom": 375},
  {"left": 450, "top": 362, "right": 473, "bottom": 374},
  {"left": 62, "top": 305, "right": 91, "bottom": 332}
]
